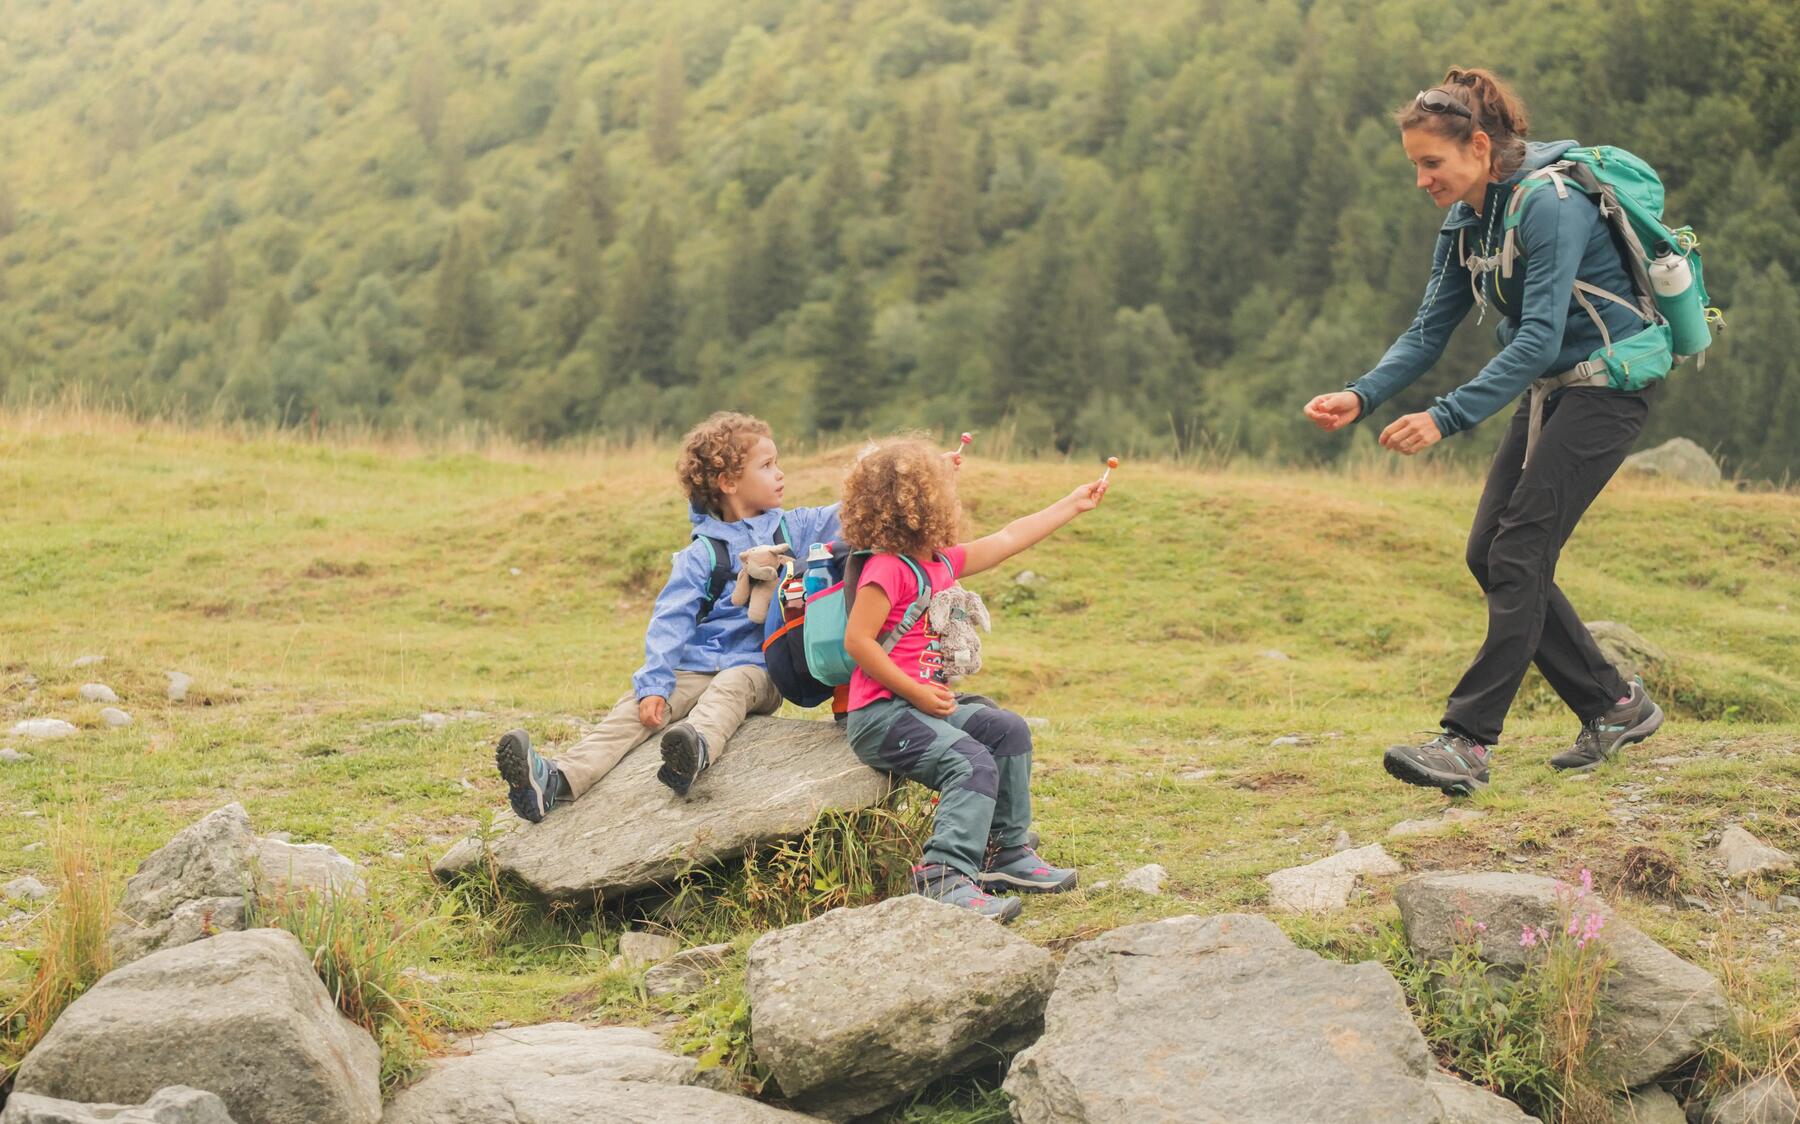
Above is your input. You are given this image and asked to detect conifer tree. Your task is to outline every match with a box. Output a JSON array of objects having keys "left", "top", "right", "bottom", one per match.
[
  {"left": 649, "top": 37, "right": 685, "bottom": 165},
  {"left": 814, "top": 268, "right": 875, "bottom": 432},
  {"left": 428, "top": 222, "right": 494, "bottom": 356}
]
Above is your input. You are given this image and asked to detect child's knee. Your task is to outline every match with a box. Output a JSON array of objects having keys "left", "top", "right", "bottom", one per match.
[
  {"left": 959, "top": 706, "right": 1032, "bottom": 757},
  {"left": 942, "top": 739, "right": 998, "bottom": 799}
]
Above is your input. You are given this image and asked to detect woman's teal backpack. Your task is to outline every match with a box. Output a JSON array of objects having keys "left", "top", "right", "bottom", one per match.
[{"left": 1489, "top": 146, "right": 1724, "bottom": 391}]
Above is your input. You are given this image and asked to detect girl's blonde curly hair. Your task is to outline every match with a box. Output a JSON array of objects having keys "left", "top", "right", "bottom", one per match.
[
  {"left": 840, "top": 437, "right": 963, "bottom": 558},
  {"left": 677, "top": 412, "right": 772, "bottom": 517}
]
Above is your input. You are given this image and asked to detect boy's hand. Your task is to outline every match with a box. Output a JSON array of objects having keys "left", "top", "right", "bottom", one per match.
[
  {"left": 638, "top": 696, "right": 668, "bottom": 728},
  {"left": 911, "top": 682, "right": 958, "bottom": 718},
  {"left": 1068, "top": 479, "right": 1109, "bottom": 513}
]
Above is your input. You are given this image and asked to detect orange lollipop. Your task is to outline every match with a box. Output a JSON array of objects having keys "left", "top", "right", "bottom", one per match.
[{"left": 1101, "top": 456, "right": 1119, "bottom": 482}]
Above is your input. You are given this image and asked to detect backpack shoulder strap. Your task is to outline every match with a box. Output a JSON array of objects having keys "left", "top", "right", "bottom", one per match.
[
  {"left": 693, "top": 534, "right": 733, "bottom": 624},
  {"left": 840, "top": 553, "right": 935, "bottom": 654}
]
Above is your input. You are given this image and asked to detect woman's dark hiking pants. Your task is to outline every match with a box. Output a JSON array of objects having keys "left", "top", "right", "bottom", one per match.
[{"left": 1441, "top": 384, "right": 1653, "bottom": 746}]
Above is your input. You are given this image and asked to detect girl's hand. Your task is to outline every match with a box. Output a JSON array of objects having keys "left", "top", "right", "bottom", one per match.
[
  {"left": 1304, "top": 392, "right": 1362, "bottom": 431},
  {"left": 1379, "top": 412, "right": 1443, "bottom": 456},
  {"left": 942, "top": 450, "right": 963, "bottom": 471},
  {"left": 638, "top": 696, "right": 668, "bottom": 728},
  {"left": 912, "top": 682, "right": 958, "bottom": 718},
  {"left": 1068, "top": 479, "right": 1109, "bottom": 513}
]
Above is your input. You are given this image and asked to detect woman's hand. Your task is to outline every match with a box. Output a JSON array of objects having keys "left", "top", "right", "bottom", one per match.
[
  {"left": 638, "top": 696, "right": 668, "bottom": 728},
  {"left": 1067, "top": 479, "right": 1110, "bottom": 513},
  {"left": 1304, "top": 391, "right": 1362, "bottom": 431},
  {"left": 910, "top": 681, "right": 958, "bottom": 718},
  {"left": 1379, "top": 412, "right": 1443, "bottom": 456}
]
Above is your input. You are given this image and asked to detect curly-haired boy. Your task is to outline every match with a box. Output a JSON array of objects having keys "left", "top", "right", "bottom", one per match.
[{"left": 494, "top": 412, "right": 841, "bottom": 819}]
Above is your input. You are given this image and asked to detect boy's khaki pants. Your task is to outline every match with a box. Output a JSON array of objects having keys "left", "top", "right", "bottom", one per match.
[{"left": 555, "top": 666, "right": 783, "bottom": 798}]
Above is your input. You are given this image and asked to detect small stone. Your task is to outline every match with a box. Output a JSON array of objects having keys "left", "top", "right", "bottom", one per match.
[
  {"left": 1332, "top": 830, "right": 1354, "bottom": 853},
  {"left": 4, "top": 876, "right": 50, "bottom": 901},
  {"left": 419, "top": 712, "right": 449, "bottom": 730},
  {"left": 23, "top": 842, "right": 45, "bottom": 852},
  {"left": 399, "top": 966, "right": 445, "bottom": 985},
  {"left": 69, "top": 655, "right": 105, "bottom": 668},
  {"left": 1681, "top": 895, "right": 1715, "bottom": 913},
  {"left": 1609, "top": 1084, "right": 1687, "bottom": 1124},
  {"left": 618, "top": 930, "right": 680, "bottom": 967},
  {"left": 1119, "top": 864, "right": 1167, "bottom": 895},
  {"left": 1778, "top": 896, "right": 1799, "bottom": 913},
  {"left": 1023, "top": 716, "right": 1048, "bottom": 730},
  {"left": 1259, "top": 649, "right": 1291, "bottom": 662},
  {"left": 508, "top": 567, "right": 522, "bottom": 576},
  {"left": 1566, "top": 773, "right": 1593, "bottom": 782},
  {"left": 1178, "top": 769, "right": 1217, "bottom": 782},
  {"left": 264, "top": 831, "right": 294, "bottom": 843},
  {"left": 1266, "top": 845, "right": 1402, "bottom": 912},
  {"left": 1738, "top": 892, "right": 1774, "bottom": 917},
  {"left": 99, "top": 707, "right": 132, "bottom": 728},
  {"left": 1716, "top": 826, "right": 1796, "bottom": 881},
  {"left": 1014, "top": 570, "right": 1040, "bottom": 586},
  {"left": 78, "top": 683, "right": 119, "bottom": 704},
  {"left": 1388, "top": 808, "right": 1486, "bottom": 837},
  {"left": 1, "top": 748, "right": 35, "bottom": 763},
  {"left": 10, "top": 719, "right": 77, "bottom": 740},
  {"left": 1270, "top": 735, "right": 1304, "bottom": 747},
  {"left": 643, "top": 943, "right": 733, "bottom": 998},
  {"left": 166, "top": 671, "right": 192, "bottom": 702}
]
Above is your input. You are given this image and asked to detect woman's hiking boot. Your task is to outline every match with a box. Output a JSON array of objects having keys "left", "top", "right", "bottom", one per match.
[
  {"left": 657, "top": 722, "right": 710, "bottom": 796},
  {"left": 1549, "top": 679, "right": 1664, "bottom": 772},
  {"left": 912, "top": 863, "right": 1023, "bottom": 923},
  {"left": 1383, "top": 731, "right": 1490, "bottom": 796},
  {"left": 495, "top": 729, "right": 570, "bottom": 823},
  {"left": 978, "top": 845, "right": 1077, "bottom": 893}
]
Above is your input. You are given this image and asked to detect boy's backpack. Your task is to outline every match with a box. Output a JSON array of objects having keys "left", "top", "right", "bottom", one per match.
[
  {"left": 1487, "top": 145, "right": 1724, "bottom": 391},
  {"left": 762, "top": 545, "right": 941, "bottom": 708},
  {"left": 693, "top": 516, "right": 789, "bottom": 624}
]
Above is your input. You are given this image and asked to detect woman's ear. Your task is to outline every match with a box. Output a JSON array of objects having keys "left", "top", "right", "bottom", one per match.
[{"left": 1470, "top": 129, "right": 1493, "bottom": 169}]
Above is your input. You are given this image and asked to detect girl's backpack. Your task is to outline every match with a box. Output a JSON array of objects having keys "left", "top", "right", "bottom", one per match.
[{"left": 762, "top": 544, "right": 938, "bottom": 708}]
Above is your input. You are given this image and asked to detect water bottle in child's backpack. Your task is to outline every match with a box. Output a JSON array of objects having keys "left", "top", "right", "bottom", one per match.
[{"left": 802, "top": 542, "right": 833, "bottom": 600}]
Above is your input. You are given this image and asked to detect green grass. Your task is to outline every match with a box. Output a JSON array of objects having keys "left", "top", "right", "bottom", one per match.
[{"left": 2, "top": 411, "right": 1797, "bottom": 1113}]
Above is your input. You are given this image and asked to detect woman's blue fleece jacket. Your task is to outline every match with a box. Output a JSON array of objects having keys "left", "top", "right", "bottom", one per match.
[
  {"left": 630, "top": 504, "right": 842, "bottom": 701},
  {"left": 1350, "top": 140, "right": 1649, "bottom": 436}
]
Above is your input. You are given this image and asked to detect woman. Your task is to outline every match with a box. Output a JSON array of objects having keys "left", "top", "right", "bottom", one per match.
[{"left": 1304, "top": 67, "right": 1663, "bottom": 795}]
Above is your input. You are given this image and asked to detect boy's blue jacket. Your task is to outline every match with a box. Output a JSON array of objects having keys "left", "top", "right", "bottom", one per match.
[
  {"left": 630, "top": 503, "right": 842, "bottom": 701},
  {"left": 1349, "top": 140, "right": 1648, "bottom": 436}
]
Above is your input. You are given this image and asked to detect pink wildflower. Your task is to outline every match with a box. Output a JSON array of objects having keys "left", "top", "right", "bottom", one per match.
[
  {"left": 1520, "top": 925, "right": 1539, "bottom": 949},
  {"left": 1579, "top": 868, "right": 1594, "bottom": 898}
]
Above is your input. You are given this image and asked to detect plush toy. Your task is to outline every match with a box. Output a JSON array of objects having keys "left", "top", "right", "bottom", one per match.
[
  {"left": 731, "top": 542, "right": 794, "bottom": 624},
  {"left": 927, "top": 586, "right": 991, "bottom": 682}
]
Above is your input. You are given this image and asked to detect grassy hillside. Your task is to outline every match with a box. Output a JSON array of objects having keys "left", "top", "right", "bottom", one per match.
[{"left": 3, "top": 413, "right": 1798, "bottom": 1113}]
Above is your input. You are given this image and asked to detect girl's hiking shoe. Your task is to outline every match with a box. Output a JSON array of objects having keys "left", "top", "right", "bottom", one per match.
[
  {"left": 657, "top": 722, "right": 709, "bottom": 797},
  {"left": 978, "top": 845, "right": 1077, "bottom": 893},
  {"left": 981, "top": 830, "right": 1041, "bottom": 871},
  {"left": 495, "top": 729, "right": 570, "bottom": 824},
  {"left": 913, "top": 863, "right": 1023, "bottom": 923},
  {"left": 1383, "top": 731, "right": 1490, "bottom": 796},
  {"left": 1549, "top": 679, "right": 1664, "bottom": 772}
]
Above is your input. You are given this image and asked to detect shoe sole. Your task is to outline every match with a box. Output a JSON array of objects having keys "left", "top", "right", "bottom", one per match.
[
  {"left": 495, "top": 729, "right": 546, "bottom": 822},
  {"left": 658, "top": 726, "right": 701, "bottom": 797},
  {"left": 1551, "top": 701, "right": 1666, "bottom": 773},
  {"left": 977, "top": 868, "right": 1078, "bottom": 894},
  {"left": 1383, "top": 748, "right": 1488, "bottom": 797}
]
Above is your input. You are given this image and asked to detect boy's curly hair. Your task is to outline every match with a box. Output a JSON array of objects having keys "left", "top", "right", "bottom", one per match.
[
  {"left": 840, "top": 437, "right": 963, "bottom": 558},
  {"left": 677, "top": 412, "right": 773, "bottom": 517}
]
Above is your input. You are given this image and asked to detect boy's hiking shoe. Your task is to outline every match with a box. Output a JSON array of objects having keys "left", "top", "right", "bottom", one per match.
[
  {"left": 657, "top": 723, "right": 710, "bottom": 797},
  {"left": 495, "top": 729, "right": 570, "bottom": 824},
  {"left": 1383, "top": 731, "right": 1490, "bottom": 796},
  {"left": 978, "top": 845, "right": 1077, "bottom": 894},
  {"left": 913, "top": 863, "right": 1022, "bottom": 923},
  {"left": 1549, "top": 679, "right": 1664, "bottom": 772}
]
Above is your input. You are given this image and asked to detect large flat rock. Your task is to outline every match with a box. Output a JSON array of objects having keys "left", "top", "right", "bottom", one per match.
[{"left": 433, "top": 717, "right": 891, "bottom": 900}]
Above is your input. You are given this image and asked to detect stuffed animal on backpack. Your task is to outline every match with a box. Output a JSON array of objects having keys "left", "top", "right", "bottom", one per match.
[
  {"left": 731, "top": 542, "right": 794, "bottom": 624},
  {"left": 927, "top": 587, "right": 991, "bottom": 682}
]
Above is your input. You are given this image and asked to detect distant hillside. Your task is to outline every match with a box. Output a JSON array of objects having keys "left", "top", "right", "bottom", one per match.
[{"left": 1, "top": 0, "right": 1796, "bottom": 476}]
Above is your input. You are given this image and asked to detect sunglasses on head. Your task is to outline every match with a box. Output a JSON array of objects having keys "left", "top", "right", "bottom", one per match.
[{"left": 1415, "top": 88, "right": 1473, "bottom": 121}]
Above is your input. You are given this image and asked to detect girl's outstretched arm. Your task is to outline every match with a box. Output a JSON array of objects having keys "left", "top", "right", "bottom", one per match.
[{"left": 960, "top": 479, "right": 1108, "bottom": 579}]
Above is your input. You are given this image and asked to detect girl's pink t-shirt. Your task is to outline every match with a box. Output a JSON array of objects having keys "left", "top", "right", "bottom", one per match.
[{"left": 847, "top": 547, "right": 967, "bottom": 711}]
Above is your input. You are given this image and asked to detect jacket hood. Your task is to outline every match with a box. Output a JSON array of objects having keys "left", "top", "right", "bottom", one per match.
[{"left": 688, "top": 504, "right": 789, "bottom": 549}]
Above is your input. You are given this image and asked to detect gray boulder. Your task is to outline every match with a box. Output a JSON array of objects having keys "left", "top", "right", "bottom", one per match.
[
  {"left": 9, "top": 719, "right": 77, "bottom": 740},
  {"left": 13, "top": 929, "right": 381, "bottom": 1124},
  {"left": 109, "top": 805, "right": 257, "bottom": 965},
  {"left": 1265, "top": 844, "right": 1403, "bottom": 912},
  {"left": 382, "top": 1023, "right": 811, "bottom": 1123},
  {"left": 1004, "top": 913, "right": 1503, "bottom": 1123},
  {"left": 1429, "top": 1070, "right": 1541, "bottom": 1123},
  {"left": 749, "top": 895, "right": 1054, "bottom": 1121},
  {"left": 644, "top": 943, "right": 732, "bottom": 998},
  {"left": 1610, "top": 1085, "right": 1687, "bottom": 1124},
  {"left": 1715, "top": 826, "right": 1796, "bottom": 881},
  {"left": 1394, "top": 872, "right": 1730, "bottom": 1087},
  {"left": 254, "top": 838, "right": 367, "bottom": 898},
  {"left": 1621, "top": 437, "right": 1722, "bottom": 487},
  {"left": 5, "top": 875, "right": 50, "bottom": 901},
  {"left": 0, "top": 1085, "right": 237, "bottom": 1123},
  {"left": 433, "top": 717, "right": 891, "bottom": 900},
  {"left": 1586, "top": 621, "right": 1669, "bottom": 685},
  {"left": 1693, "top": 1076, "right": 1800, "bottom": 1124}
]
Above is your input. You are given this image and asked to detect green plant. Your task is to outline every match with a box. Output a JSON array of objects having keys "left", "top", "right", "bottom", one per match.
[
  {"left": 1, "top": 800, "right": 115, "bottom": 1079},
  {"left": 668, "top": 947, "right": 765, "bottom": 1093},
  {"left": 433, "top": 807, "right": 532, "bottom": 957}
]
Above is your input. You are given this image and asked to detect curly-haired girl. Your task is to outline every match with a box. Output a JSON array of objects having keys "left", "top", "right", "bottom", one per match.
[{"left": 839, "top": 437, "right": 1109, "bottom": 921}]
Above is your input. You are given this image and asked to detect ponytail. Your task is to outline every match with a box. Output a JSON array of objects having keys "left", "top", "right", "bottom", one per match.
[{"left": 1394, "top": 66, "right": 1530, "bottom": 177}]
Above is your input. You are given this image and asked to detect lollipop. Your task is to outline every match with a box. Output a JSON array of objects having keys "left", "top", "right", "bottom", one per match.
[
  {"left": 948, "top": 432, "right": 974, "bottom": 458},
  {"left": 1101, "top": 456, "right": 1119, "bottom": 482}
]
